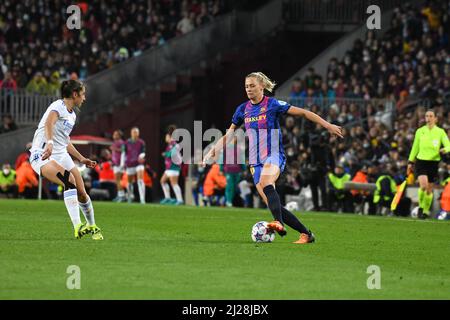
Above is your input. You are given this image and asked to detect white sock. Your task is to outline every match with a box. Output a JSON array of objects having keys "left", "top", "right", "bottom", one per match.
[
  {"left": 162, "top": 183, "right": 171, "bottom": 199},
  {"left": 118, "top": 189, "right": 125, "bottom": 197},
  {"left": 137, "top": 179, "right": 146, "bottom": 203},
  {"left": 64, "top": 189, "right": 81, "bottom": 228},
  {"left": 79, "top": 195, "right": 96, "bottom": 226},
  {"left": 128, "top": 183, "right": 134, "bottom": 199},
  {"left": 173, "top": 184, "right": 183, "bottom": 202}
]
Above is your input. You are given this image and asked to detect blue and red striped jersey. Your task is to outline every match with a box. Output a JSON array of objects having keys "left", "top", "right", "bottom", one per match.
[{"left": 231, "top": 96, "right": 291, "bottom": 167}]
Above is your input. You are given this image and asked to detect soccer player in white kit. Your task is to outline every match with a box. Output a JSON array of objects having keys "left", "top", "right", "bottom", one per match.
[{"left": 29, "top": 80, "right": 103, "bottom": 240}]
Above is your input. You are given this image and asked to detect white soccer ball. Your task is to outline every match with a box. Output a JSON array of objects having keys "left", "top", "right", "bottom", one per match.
[
  {"left": 251, "top": 221, "right": 275, "bottom": 243},
  {"left": 411, "top": 206, "right": 419, "bottom": 218},
  {"left": 437, "top": 210, "right": 449, "bottom": 220},
  {"left": 285, "top": 201, "right": 299, "bottom": 212}
]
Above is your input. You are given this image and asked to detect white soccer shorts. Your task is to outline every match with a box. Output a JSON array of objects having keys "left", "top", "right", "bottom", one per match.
[
  {"left": 126, "top": 165, "right": 145, "bottom": 175},
  {"left": 30, "top": 149, "right": 75, "bottom": 175},
  {"left": 113, "top": 165, "right": 124, "bottom": 174},
  {"left": 164, "top": 169, "right": 180, "bottom": 177}
]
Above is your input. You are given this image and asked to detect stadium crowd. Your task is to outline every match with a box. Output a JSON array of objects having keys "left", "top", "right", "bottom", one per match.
[
  {"left": 0, "top": 0, "right": 228, "bottom": 93},
  {"left": 289, "top": 1, "right": 449, "bottom": 108}
]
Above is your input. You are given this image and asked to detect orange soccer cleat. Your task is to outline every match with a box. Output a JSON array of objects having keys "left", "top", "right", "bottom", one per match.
[
  {"left": 293, "top": 231, "right": 315, "bottom": 244},
  {"left": 266, "top": 220, "right": 287, "bottom": 236}
]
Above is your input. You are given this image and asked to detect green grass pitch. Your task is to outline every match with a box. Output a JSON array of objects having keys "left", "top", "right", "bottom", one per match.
[{"left": 0, "top": 199, "right": 449, "bottom": 299}]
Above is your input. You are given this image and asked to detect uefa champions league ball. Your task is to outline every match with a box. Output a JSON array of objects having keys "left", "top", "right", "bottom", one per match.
[
  {"left": 437, "top": 210, "right": 449, "bottom": 220},
  {"left": 411, "top": 206, "right": 419, "bottom": 218},
  {"left": 285, "top": 201, "right": 299, "bottom": 212},
  {"left": 251, "top": 221, "right": 275, "bottom": 243}
]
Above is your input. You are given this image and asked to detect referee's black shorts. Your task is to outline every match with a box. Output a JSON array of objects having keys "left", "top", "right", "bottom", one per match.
[{"left": 414, "top": 159, "right": 439, "bottom": 183}]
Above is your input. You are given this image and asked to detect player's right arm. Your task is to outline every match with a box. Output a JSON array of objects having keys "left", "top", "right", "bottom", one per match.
[
  {"left": 203, "top": 104, "right": 244, "bottom": 165},
  {"left": 42, "top": 111, "right": 58, "bottom": 160},
  {"left": 203, "top": 123, "right": 238, "bottom": 165}
]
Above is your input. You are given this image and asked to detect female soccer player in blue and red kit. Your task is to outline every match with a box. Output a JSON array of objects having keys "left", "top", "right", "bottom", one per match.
[{"left": 204, "top": 72, "right": 343, "bottom": 244}]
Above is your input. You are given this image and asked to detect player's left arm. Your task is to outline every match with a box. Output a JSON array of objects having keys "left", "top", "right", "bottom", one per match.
[
  {"left": 287, "top": 106, "right": 343, "bottom": 138},
  {"left": 67, "top": 142, "right": 97, "bottom": 168},
  {"left": 440, "top": 130, "right": 450, "bottom": 154}
]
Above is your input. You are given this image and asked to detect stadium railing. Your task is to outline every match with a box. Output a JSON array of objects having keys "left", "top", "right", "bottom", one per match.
[
  {"left": 280, "top": 93, "right": 450, "bottom": 132},
  {"left": 0, "top": 89, "right": 58, "bottom": 126}
]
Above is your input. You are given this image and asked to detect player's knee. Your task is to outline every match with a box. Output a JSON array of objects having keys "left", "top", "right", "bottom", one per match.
[
  {"left": 259, "top": 179, "right": 271, "bottom": 189},
  {"left": 56, "top": 170, "right": 76, "bottom": 190}
]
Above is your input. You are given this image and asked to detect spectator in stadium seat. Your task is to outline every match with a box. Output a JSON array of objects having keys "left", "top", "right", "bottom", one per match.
[
  {"left": 0, "top": 114, "right": 18, "bottom": 134},
  {"left": 115, "top": 47, "right": 130, "bottom": 63},
  {"left": 327, "top": 164, "right": 353, "bottom": 213},
  {"left": 0, "top": 164, "right": 18, "bottom": 198},
  {"left": 196, "top": 2, "right": 213, "bottom": 26},
  {"left": 177, "top": 11, "right": 195, "bottom": 35},
  {"left": 15, "top": 159, "right": 38, "bottom": 199},
  {"left": 25, "top": 72, "right": 49, "bottom": 95},
  {"left": 15, "top": 142, "right": 32, "bottom": 170},
  {"left": 304, "top": 67, "right": 317, "bottom": 89},
  {"left": 289, "top": 77, "right": 305, "bottom": 100},
  {"left": 203, "top": 163, "right": 226, "bottom": 206},
  {"left": 421, "top": 3, "right": 441, "bottom": 31},
  {"left": 70, "top": 72, "right": 79, "bottom": 81},
  {"left": 47, "top": 71, "right": 61, "bottom": 96},
  {"left": 0, "top": 72, "right": 17, "bottom": 91}
]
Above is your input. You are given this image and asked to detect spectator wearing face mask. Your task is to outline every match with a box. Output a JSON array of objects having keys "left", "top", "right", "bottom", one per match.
[{"left": 0, "top": 164, "right": 18, "bottom": 198}]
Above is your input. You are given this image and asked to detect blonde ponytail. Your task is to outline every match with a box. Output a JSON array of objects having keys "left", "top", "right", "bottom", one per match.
[{"left": 246, "top": 72, "right": 276, "bottom": 93}]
